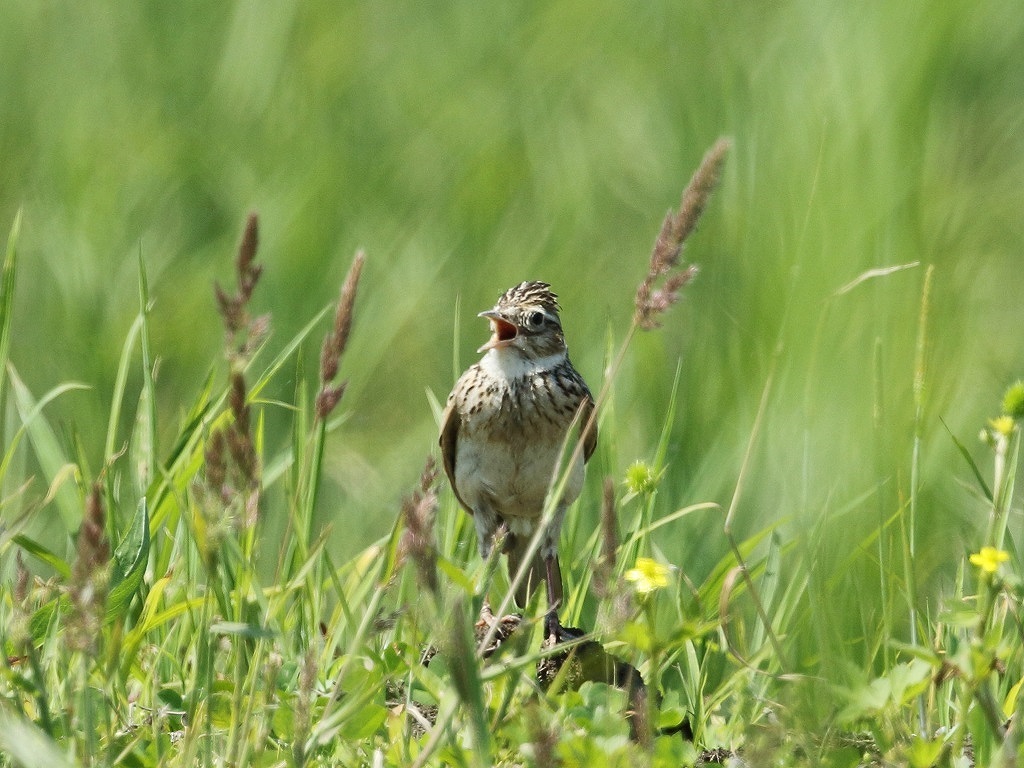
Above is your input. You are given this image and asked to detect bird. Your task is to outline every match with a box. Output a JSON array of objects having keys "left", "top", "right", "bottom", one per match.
[{"left": 439, "top": 281, "right": 597, "bottom": 642}]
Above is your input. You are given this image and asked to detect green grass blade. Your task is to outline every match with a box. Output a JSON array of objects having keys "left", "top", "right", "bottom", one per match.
[
  {"left": 941, "top": 416, "right": 993, "bottom": 502},
  {"left": 135, "top": 246, "right": 158, "bottom": 491},
  {"left": 653, "top": 357, "right": 684, "bottom": 471},
  {"left": 106, "top": 497, "right": 151, "bottom": 623},
  {"left": 0, "top": 711, "right": 79, "bottom": 768},
  {"left": 0, "top": 209, "right": 21, "bottom": 450},
  {"left": 103, "top": 313, "right": 143, "bottom": 464},
  {"left": 247, "top": 304, "right": 332, "bottom": 401},
  {"left": 8, "top": 366, "right": 90, "bottom": 529},
  {"left": 29, "top": 594, "right": 70, "bottom": 646},
  {"left": 12, "top": 533, "right": 71, "bottom": 578}
]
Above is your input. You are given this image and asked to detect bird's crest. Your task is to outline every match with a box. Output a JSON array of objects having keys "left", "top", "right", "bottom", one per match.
[{"left": 495, "top": 281, "right": 560, "bottom": 316}]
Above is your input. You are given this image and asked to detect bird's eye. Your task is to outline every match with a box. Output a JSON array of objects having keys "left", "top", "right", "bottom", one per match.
[{"left": 527, "top": 311, "right": 545, "bottom": 328}]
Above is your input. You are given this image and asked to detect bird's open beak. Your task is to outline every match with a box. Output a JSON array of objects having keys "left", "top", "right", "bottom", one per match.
[{"left": 477, "top": 310, "right": 518, "bottom": 352}]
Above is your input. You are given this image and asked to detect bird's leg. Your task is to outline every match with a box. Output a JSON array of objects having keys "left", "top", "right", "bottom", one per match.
[
  {"left": 544, "top": 554, "right": 562, "bottom": 641},
  {"left": 473, "top": 518, "right": 505, "bottom": 627}
]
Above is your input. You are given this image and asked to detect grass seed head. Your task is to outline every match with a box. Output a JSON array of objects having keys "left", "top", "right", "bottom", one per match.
[
  {"left": 235, "top": 213, "right": 262, "bottom": 302},
  {"left": 68, "top": 482, "right": 111, "bottom": 653},
  {"left": 216, "top": 213, "right": 270, "bottom": 366},
  {"left": 399, "top": 456, "right": 440, "bottom": 594},
  {"left": 634, "top": 137, "right": 730, "bottom": 330},
  {"left": 292, "top": 642, "right": 319, "bottom": 766},
  {"left": 227, "top": 374, "right": 258, "bottom": 487},
  {"left": 317, "top": 250, "right": 365, "bottom": 420},
  {"left": 204, "top": 428, "right": 228, "bottom": 502},
  {"left": 14, "top": 550, "right": 29, "bottom": 605},
  {"left": 320, "top": 250, "right": 365, "bottom": 384}
]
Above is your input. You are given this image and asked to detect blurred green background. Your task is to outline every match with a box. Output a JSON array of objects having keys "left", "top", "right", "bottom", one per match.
[{"left": 2, "top": 1, "right": 1023, "bottom": 631}]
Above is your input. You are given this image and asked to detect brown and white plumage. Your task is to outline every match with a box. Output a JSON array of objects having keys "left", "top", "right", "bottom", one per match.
[{"left": 440, "top": 281, "right": 596, "bottom": 640}]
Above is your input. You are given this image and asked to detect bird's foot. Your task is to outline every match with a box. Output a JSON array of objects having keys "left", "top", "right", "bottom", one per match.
[
  {"left": 544, "top": 611, "right": 585, "bottom": 647},
  {"left": 475, "top": 603, "right": 525, "bottom": 657}
]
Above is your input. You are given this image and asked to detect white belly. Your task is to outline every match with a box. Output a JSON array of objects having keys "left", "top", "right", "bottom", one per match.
[{"left": 454, "top": 432, "right": 585, "bottom": 524}]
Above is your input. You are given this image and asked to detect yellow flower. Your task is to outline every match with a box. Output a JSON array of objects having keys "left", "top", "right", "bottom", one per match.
[
  {"left": 970, "top": 546, "right": 1010, "bottom": 574},
  {"left": 989, "top": 416, "right": 1016, "bottom": 439},
  {"left": 624, "top": 557, "right": 671, "bottom": 595}
]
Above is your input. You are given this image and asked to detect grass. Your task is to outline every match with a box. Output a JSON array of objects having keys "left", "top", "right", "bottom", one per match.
[
  {"left": 2, "top": 136, "right": 1024, "bottom": 766},
  {"left": 2, "top": 1, "right": 1024, "bottom": 765}
]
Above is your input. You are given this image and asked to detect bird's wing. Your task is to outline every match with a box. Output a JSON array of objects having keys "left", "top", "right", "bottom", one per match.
[
  {"left": 580, "top": 394, "right": 598, "bottom": 464},
  {"left": 439, "top": 397, "right": 473, "bottom": 514}
]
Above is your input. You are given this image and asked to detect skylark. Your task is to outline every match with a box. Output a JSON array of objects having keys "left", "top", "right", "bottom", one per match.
[{"left": 440, "top": 281, "right": 597, "bottom": 641}]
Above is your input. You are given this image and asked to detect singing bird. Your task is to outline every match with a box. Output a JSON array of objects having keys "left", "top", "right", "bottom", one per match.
[{"left": 440, "top": 281, "right": 596, "bottom": 641}]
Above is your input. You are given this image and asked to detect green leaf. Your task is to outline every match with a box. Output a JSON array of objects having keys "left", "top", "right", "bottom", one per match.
[
  {"left": 617, "top": 620, "right": 654, "bottom": 654},
  {"left": 0, "top": 711, "right": 78, "bottom": 768},
  {"left": 29, "top": 595, "right": 69, "bottom": 646},
  {"left": 158, "top": 687, "right": 185, "bottom": 711},
  {"left": 106, "top": 498, "right": 150, "bottom": 625},
  {"left": 13, "top": 534, "right": 71, "bottom": 579},
  {"left": 119, "top": 570, "right": 175, "bottom": 678},
  {"left": 837, "top": 676, "right": 891, "bottom": 722},
  {"left": 657, "top": 703, "right": 687, "bottom": 731},
  {"left": 1004, "top": 675, "right": 1024, "bottom": 719},
  {"left": 437, "top": 556, "right": 475, "bottom": 595},
  {"left": 652, "top": 358, "right": 683, "bottom": 472},
  {"left": 339, "top": 701, "right": 387, "bottom": 741},
  {"left": 0, "top": 210, "right": 21, "bottom": 449},
  {"left": 8, "top": 366, "right": 90, "bottom": 530},
  {"left": 104, "top": 313, "right": 144, "bottom": 467},
  {"left": 135, "top": 246, "right": 157, "bottom": 491},
  {"left": 941, "top": 416, "right": 992, "bottom": 502},
  {"left": 247, "top": 304, "right": 332, "bottom": 401},
  {"left": 888, "top": 659, "right": 931, "bottom": 705},
  {"left": 906, "top": 735, "right": 945, "bottom": 768}
]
